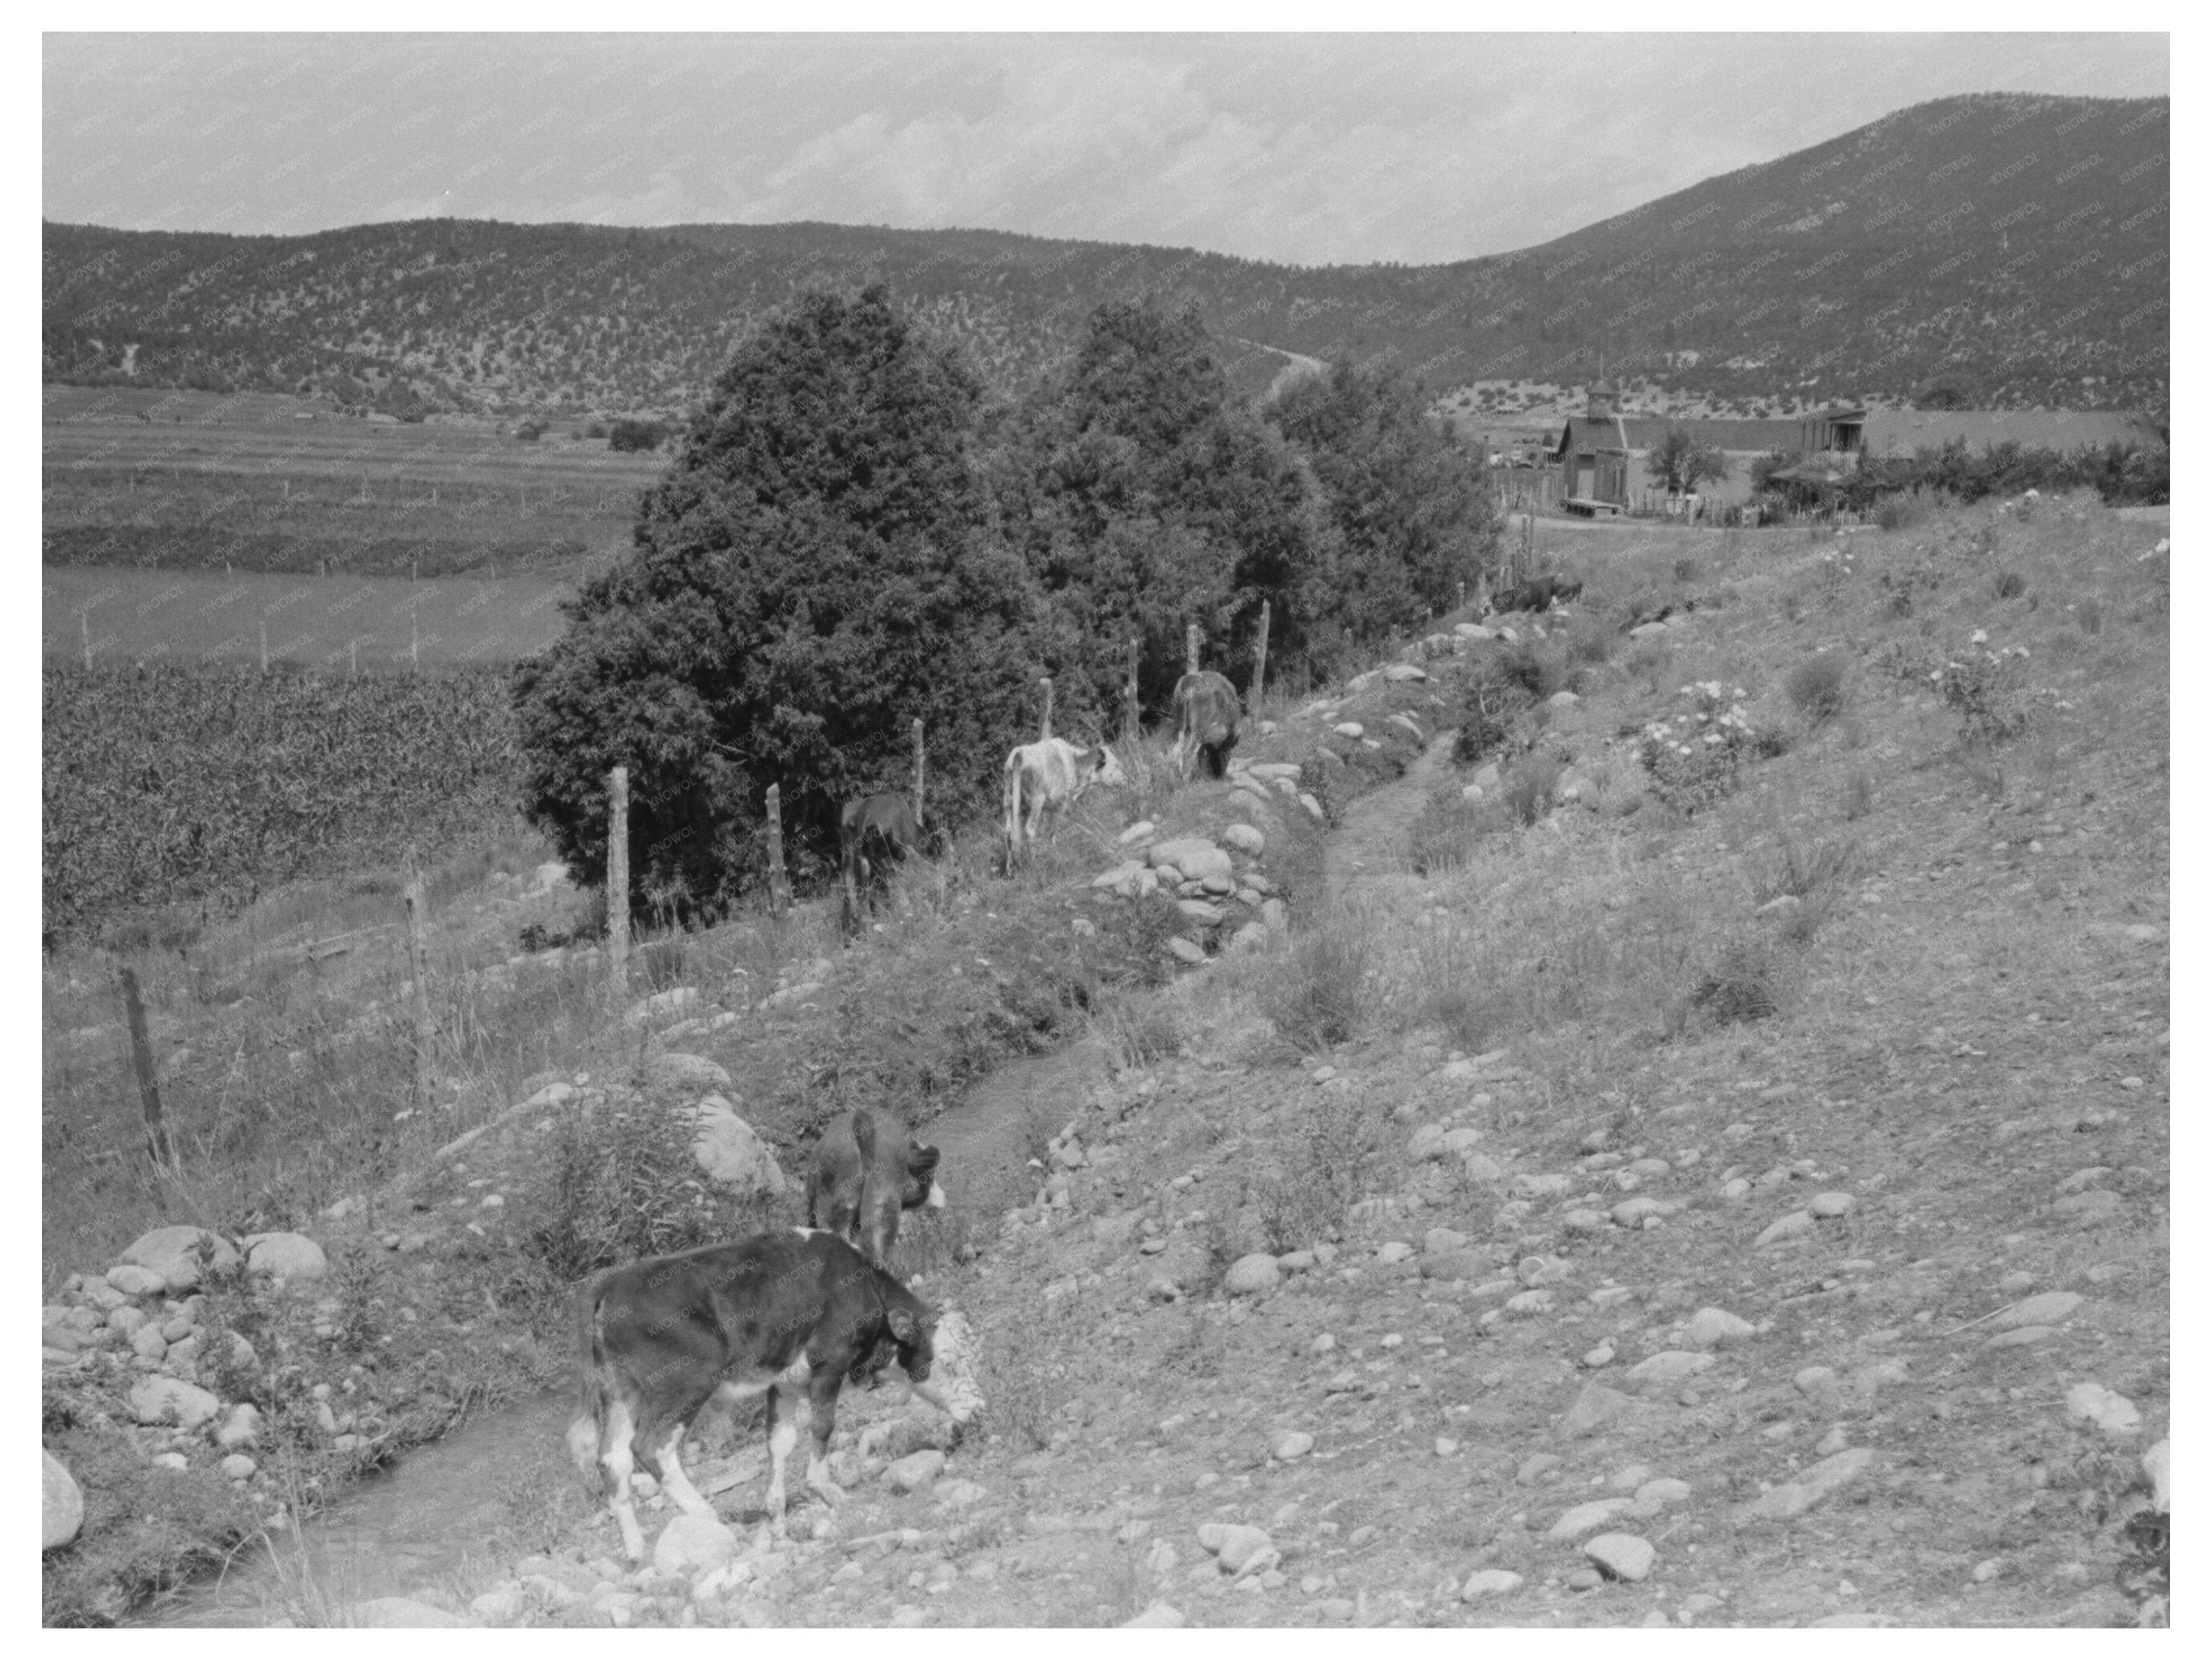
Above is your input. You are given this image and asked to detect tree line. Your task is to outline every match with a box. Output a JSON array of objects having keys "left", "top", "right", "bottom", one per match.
[{"left": 513, "top": 286, "right": 1500, "bottom": 917}]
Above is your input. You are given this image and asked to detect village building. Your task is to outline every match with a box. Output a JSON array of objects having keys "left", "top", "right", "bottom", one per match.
[{"left": 1550, "top": 384, "right": 2164, "bottom": 516}]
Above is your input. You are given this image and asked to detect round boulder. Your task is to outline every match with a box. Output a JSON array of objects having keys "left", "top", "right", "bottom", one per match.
[
  {"left": 653, "top": 1512, "right": 739, "bottom": 1576},
  {"left": 120, "top": 1226, "right": 239, "bottom": 1293},
  {"left": 1221, "top": 823, "right": 1265, "bottom": 856},
  {"left": 129, "top": 1374, "right": 222, "bottom": 1430},
  {"left": 105, "top": 1265, "right": 168, "bottom": 1298},
  {"left": 691, "top": 1095, "right": 787, "bottom": 1196},
  {"left": 648, "top": 1052, "right": 733, "bottom": 1096},
  {"left": 1223, "top": 1254, "right": 1281, "bottom": 1296},
  {"left": 43, "top": 1450, "right": 83, "bottom": 1549},
  {"left": 242, "top": 1232, "right": 329, "bottom": 1285}
]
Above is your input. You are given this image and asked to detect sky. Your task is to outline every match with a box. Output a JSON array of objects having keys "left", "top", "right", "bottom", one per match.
[{"left": 42, "top": 30, "right": 2170, "bottom": 268}]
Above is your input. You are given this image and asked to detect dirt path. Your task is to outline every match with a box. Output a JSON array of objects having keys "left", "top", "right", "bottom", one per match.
[{"left": 1324, "top": 733, "right": 1457, "bottom": 903}]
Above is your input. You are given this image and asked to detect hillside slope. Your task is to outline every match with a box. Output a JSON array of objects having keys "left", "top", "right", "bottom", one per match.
[
  {"left": 43, "top": 94, "right": 2166, "bottom": 416},
  {"left": 56, "top": 491, "right": 2168, "bottom": 1630}
]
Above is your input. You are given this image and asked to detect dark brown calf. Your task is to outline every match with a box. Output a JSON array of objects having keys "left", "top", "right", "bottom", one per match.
[
  {"left": 568, "top": 1229, "right": 962, "bottom": 1561},
  {"left": 807, "top": 1106, "right": 943, "bottom": 1270}
]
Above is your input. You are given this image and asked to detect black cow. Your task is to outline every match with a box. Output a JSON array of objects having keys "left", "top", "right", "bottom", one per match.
[
  {"left": 839, "top": 792, "right": 921, "bottom": 938},
  {"left": 1171, "top": 669, "right": 1241, "bottom": 779},
  {"left": 568, "top": 1229, "right": 969, "bottom": 1561}
]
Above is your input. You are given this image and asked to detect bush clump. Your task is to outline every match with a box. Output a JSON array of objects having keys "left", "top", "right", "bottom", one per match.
[
  {"left": 1786, "top": 654, "right": 1847, "bottom": 726},
  {"left": 1638, "top": 681, "right": 1760, "bottom": 813}
]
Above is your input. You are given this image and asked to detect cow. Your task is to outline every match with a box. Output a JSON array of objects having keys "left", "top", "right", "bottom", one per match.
[
  {"left": 839, "top": 792, "right": 922, "bottom": 938},
  {"left": 568, "top": 1229, "right": 973, "bottom": 1562},
  {"left": 1171, "top": 669, "right": 1241, "bottom": 780},
  {"left": 1001, "top": 737, "right": 1126, "bottom": 864},
  {"left": 1489, "top": 574, "right": 1584, "bottom": 616},
  {"left": 807, "top": 1106, "right": 944, "bottom": 1272}
]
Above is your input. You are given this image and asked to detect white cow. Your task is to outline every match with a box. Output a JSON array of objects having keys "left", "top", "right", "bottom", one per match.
[{"left": 1003, "top": 738, "right": 1126, "bottom": 863}]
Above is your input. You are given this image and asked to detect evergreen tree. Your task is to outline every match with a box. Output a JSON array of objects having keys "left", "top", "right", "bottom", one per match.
[{"left": 513, "top": 286, "right": 1036, "bottom": 914}]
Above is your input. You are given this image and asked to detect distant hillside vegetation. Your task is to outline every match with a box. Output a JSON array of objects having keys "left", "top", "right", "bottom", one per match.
[{"left": 44, "top": 92, "right": 2166, "bottom": 416}]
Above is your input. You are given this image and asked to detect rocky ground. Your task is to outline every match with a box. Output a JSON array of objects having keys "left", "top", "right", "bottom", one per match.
[{"left": 59, "top": 498, "right": 2169, "bottom": 1628}]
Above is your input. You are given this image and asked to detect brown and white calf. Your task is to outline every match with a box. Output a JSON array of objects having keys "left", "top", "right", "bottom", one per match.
[
  {"left": 1001, "top": 737, "right": 1125, "bottom": 862},
  {"left": 568, "top": 1230, "right": 969, "bottom": 1561}
]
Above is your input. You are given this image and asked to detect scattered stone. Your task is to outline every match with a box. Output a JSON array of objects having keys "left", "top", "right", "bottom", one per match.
[
  {"left": 1222, "top": 823, "right": 1265, "bottom": 855},
  {"left": 1565, "top": 1567, "right": 1602, "bottom": 1592},
  {"left": 217, "top": 1403, "right": 264, "bottom": 1450},
  {"left": 1582, "top": 1340, "right": 1616, "bottom": 1369},
  {"left": 1518, "top": 1454, "right": 1561, "bottom": 1484},
  {"left": 129, "top": 1374, "right": 221, "bottom": 1430},
  {"left": 654, "top": 1513, "right": 739, "bottom": 1575},
  {"left": 1548, "top": 1499, "right": 1632, "bottom": 1540},
  {"left": 1984, "top": 1326, "right": 2055, "bottom": 1350},
  {"left": 1559, "top": 1382, "right": 1629, "bottom": 1439},
  {"left": 886, "top": 1450, "right": 946, "bottom": 1493},
  {"left": 1612, "top": 1196, "right": 1667, "bottom": 1227},
  {"left": 1626, "top": 1351, "right": 1713, "bottom": 1387},
  {"left": 1383, "top": 663, "right": 1428, "bottom": 683},
  {"left": 1148, "top": 838, "right": 1233, "bottom": 882},
  {"left": 1167, "top": 937, "right": 1208, "bottom": 966},
  {"left": 241, "top": 1231, "right": 329, "bottom": 1283},
  {"left": 106, "top": 1264, "right": 168, "bottom": 1297},
  {"left": 1119, "top": 821, "right": 1157, "bottom": 846},
  {"left": 43, "top": 1451, "right": 83, "bottom": 1549},
  {"left": 647, "top": 1052, "right": 733, "bottom": 1095},
  {"left": 1682, "top": 1307, "right": 1757, "bottom": 1348},
  {"left": 1123, "top": 1602, "right": 1184, "bottom": 1628},
  {"left": 690, "top": 1096, "right": 788, "bottom": 1196},
  {"left": 1562, "top": 1209, "right": 1610, "bottom": 1234},
  {"left": 1585, "top": 1533, "right": 1655, "bottom": 1582},
  {"left": 1224, "top": 1254, "right": 1281, "bottom": 1296},
  {"left": 1271, "top": 1431, "right": 1315, "bottom": 1462},
  {"left": 1377, "top": 1241, "right": 1415, "bottom": 1265},
  {"left": 1736, "top": 1446, "right": 1874, "bottom": 1520},
  {"left": 1815, "top": 1426, "right": 1850, "bottom": 1457},
  {"left": 120, "top": 1226, "right": 239, "bottom": 1293},
  {"left": 1633, "top": 1478, "right": 1691, "bottom": 1509},
  {"left": 1757, "top": 1211, "right": 1813, "bottom": 1247},
  {"left": 1971, "top": 1559, "right": 2002, "bottom": 1584},
  {"left": 1995, "top": 1291, "right": 2083, "bottom": 1330},
  {"left": 2143, "top": 1440, "right": 2170, "bottom": 1512},
  {"left": 2064, "top": 1382, "right": 2141, "bottom": 1437},
  {"left": 1197, "top": 1522, "right": 1276, "bottom": 1575},
  {"left": 2053, "top": 1189, "right": 2125, "bottom": 1226},
  {"left": 1461, "top": 1569, "right": 1524, "bottom": 1600},
  {"left": 1810, "top": 1192, "right": 1855, "bottom": 1219}
]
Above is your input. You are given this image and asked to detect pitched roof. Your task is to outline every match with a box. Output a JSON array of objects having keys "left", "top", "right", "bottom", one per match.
[
  {"left": 1861, "top": 409, "right": 2163, "bottom": 455},
  {"left": 1553, "top": 414, "right": 1804, "bottom": 457}
]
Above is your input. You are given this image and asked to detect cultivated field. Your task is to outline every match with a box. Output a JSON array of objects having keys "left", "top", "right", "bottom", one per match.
[{"left": 43, "top": 385, "right": 660, "bottom": 580}]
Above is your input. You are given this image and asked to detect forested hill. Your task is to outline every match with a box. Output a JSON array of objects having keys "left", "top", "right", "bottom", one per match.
[{"left": 44, "top": 92, "right": 2166, "bottom": 417}]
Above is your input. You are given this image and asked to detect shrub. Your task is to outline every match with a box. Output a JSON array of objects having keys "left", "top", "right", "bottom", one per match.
[
  {"left": 1931, "top": 644, "right": 2034, "bottom": 745},
  {"left": 1995, "top": 570, "right": 2028, "bottom": 601},
  {"left": 523, "top": 1098, "right": 750, "bottom": 1281},
  {"left": 1409, "top": 792, "right": 1491, "bottom": 875},
  {"left": 1253, "top": 1095, "right": 1384, "bottom": 1251},
  {"left": 1690, "top": 939, "right": 1778, "bottom": 1024},
  {"left": 1840, "top": 769, "right": 1874, "bottom": 820},
  {"left": 1786, "top": 654, "right": 1847, "bottom": 725},
  {"left": 513, "top": 420, "right": 546, "bottom": 442},
  {"left": 606, "top": 419, "right": 667, "bottom": 453},
  {"left": 1637, "top": 681, "right": 1760, "bottom": 813},
  {"left": 1501, "top": 749, "right": 1562, "bottom": 828},
  {"left": 1263, "top": 920, "right": 1373, "bottom": 1051}
]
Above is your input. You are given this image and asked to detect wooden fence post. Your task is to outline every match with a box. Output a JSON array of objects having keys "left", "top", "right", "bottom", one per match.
[
  {"left": 764, "top": 784, "right": 791, "bottom": 916},
  {"left": 1185, "top": 622, "right": 1200, "bottom": 677},
  {"left": 349, "top": 640, "right": 358, "bottom": 679},
  {"left": 606, "top": 765, "right": 630, "bottom": 1003},
  {"left": 1039, "top": 677, "right": 1053, "bottom": 742},
  {"left": 402, "top": 869, "right": 436, "bottom": 1106},
  {"left": 118, "top": 966, "right": 177, "bottom": 1174},
  {"left": 410, "top": 613, "right": 419, "bottom": 670},
  {"left": 911, "top": 718, "right": 927, "bottom": 825},
  {"left": 80, "top": 612, "right": 92, "bottom": 672},
  {"left": 1124, "top": 639, "right": 1140, "bottom": 741},
  {"left": 258, "top": 620, "right": 269, "bottom": 675},
  {"left": 1249, "top": 600, "right": 1270, "bottom": 716}
]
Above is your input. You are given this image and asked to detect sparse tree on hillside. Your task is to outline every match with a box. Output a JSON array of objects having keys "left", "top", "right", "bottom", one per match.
[
  {"left": 513, "top": 285, "right": 1037, "bottom": 916},
  {"left": 1647, "top": 423, "right": 1733, "bottom": 495}
]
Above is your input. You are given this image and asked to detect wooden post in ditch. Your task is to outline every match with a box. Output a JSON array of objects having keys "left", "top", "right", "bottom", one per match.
[
  {"left": 606, "top": 765, "right": 630, "bottom": 1003},
  {"left": 911, "top": 718, "right": 927, "bottom": 825},
  {"left": 349, "top": 640, "right": 358, "bottom": 679},
  {"left": 1038, "top": 677, "right": 1053, "bottom": 742},
  {"left": 258, "top": 620, "right": 269, "bottom": 675},
  {"left": 410, "top": 613, "right": 419, "bottom": 670},
  {"left": 1186, "top": 622, "right": 1201, "bottom": 677},
  {"left": 1124, "top": 639, "right": 1140, "bottom": 741},
  {"left": 118, "top": 966, "right": 177, "bottom": 1175},
  {"left": 764, "top": 784, "right": 792, "bottom": 916},
  {"left": 80, "top": 612, "right": 92, "bottom": 672},
  {"left": 1249, "top": 600, "right": 1270, "bottom": 716},
  {"left": 402, "top": 864, "right": 436, "bottom": 1107}
]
